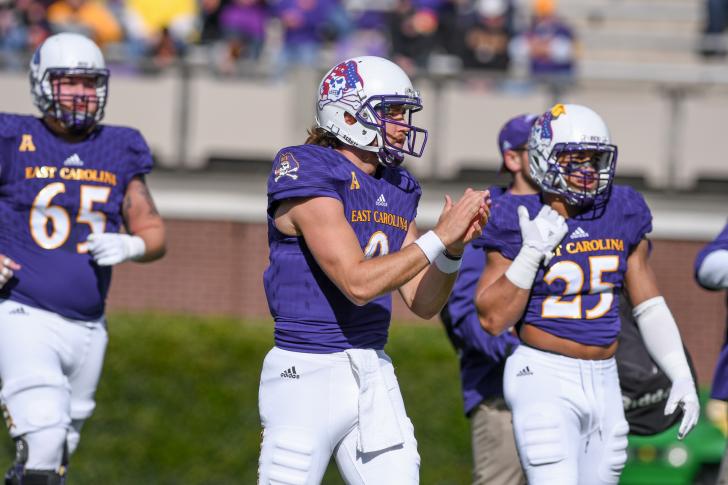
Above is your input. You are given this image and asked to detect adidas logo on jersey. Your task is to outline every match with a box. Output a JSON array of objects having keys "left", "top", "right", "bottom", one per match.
[
  {"left": 63, "top": 153, "right": 84, "bottom": 167},
  {"left": 375, "top": 194, "right": 387, "bottom": 207},
  {"left": 570, "top": 227, "right": 589, "bottom": 239},
  {"left": 280, "top": 366, "right": 300, "bottom": 379},
  {"left": 516, "top": 366, "right": 533, "bottom": 377},
  {"left": 9, "top": 307, "right": 27, "bottom": 316}
]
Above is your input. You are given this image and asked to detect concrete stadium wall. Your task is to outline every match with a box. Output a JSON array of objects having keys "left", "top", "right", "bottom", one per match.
[
  {"left": 3, "top": 72, "right": 728, "bottom": 188},
  {"left": 107, "top": 218, "right": 727, "bottom": 388}
]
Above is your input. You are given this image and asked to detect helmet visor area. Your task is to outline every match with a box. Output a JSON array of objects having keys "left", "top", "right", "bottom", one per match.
[
  {"left": 357, "top": 94, "right": 428, "bottom": 164},
  {"left": 44, "top": 67, "right": 109, "bottom": 132},
  {"left": 545, "top": 142, "right": 618, "bottom": 206}
]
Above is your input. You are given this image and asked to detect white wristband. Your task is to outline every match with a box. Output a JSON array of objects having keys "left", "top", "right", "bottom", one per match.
[
  {"left": 434, "top": 251, "right": 462, "bottom": 274},
  {"left": 504, "top": 246, "right": 543, "bottom": 290},
  {"left": 127, "top": 235, "right": 147, "bottom": 261},
  {"left": 413, "top": 230, "right": 446, "bottom": 264}
]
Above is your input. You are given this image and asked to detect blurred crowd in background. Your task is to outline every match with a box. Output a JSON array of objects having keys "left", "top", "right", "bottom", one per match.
[{"left": 0, "top": 0, "right": 578, "bottom": 81}]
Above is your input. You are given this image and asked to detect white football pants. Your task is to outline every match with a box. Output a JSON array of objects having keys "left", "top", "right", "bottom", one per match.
[
  {"left": 504, "top": 345, "right": 629, "bottom": 485},
  {"left": 0, "top": 300, "right": 107, "bottom": 468},
  {"left": 258, "top": 347, "right": 420, "bottom": 485}
]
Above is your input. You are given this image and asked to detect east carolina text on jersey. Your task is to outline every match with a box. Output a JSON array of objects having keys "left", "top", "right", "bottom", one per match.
[
  {"left": 350, "top": 209, "right": 409, "bottom": 231},
  {"left": 25, "top": 165, "right": 118, "bottom": 185},
  {"left": 556, "top": 238, "right": 624, "bottom": 255},
  {"left": 264, "top": 144, "right": 421, "bottom": 353},
  {"left": 0, "top": 113, "right": 154, "bottom": 320}
]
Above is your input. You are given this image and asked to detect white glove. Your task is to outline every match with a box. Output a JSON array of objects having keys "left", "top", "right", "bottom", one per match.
[
  {"left": 633, "top": 296, "right": 700, "bottom": 440},
  {"left": 517, "top": 205, "right": 568, "bottom": 264},
  {"left": 665, "top": 377, "right": 700, "bottom": 440},
  {"left": 87, "top": 233, "right": 146, "bottom": 266}
]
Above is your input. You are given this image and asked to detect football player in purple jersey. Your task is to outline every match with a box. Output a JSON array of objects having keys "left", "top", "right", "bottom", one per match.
[
  {"left": 259, "top": 56, "right": 489, "bottom": 484},
  {"left": 0, "top": 33, "right": 166, "bottom": 484},
  {"left": 439, "top": 113, "right": 537, "bottom": 485},
  {"left": 694, "top": 221, "right": 728, "bottom": 484},
  {"left": 474, "top": 104, "right": 699, "bottom": 485}
]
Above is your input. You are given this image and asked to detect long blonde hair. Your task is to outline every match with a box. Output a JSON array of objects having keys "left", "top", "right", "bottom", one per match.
[{"left": 304, "top": 126, "right": 342, "bottom": 148}]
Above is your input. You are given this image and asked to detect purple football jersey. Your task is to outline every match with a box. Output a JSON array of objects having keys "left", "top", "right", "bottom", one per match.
[
  {"left": 483, "top": 185, "right": 652, "bottom": 346},
  {"left": 264, "top": 144, "right": 421, "bottom": 353},
  {"left": 0, "top": 113, "right": 153, "bottom": 320},
  {"left": 694, "top": 221, "right": 728, "bottom": 400}
]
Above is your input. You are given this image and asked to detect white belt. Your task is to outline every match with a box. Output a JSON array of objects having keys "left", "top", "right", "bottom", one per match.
[{"left": 344, "top": 349, "right": 404, "bottom": 454}]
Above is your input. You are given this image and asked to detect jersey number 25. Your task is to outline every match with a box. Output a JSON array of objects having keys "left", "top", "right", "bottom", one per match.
[{"left": 542, "top": 255, "right": 619, "bottom": 319}]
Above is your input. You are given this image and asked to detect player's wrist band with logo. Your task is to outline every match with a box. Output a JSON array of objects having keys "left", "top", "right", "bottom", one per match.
[
  {"left": 434, "top": 250, "right": 462, "bottom": 274},
  {"left": 413, "top": 230, "right": 446, "bottom": 264}
]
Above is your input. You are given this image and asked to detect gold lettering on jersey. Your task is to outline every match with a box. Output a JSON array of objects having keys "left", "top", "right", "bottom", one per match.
[
  {"left": 351, "top": 209, "right": 371, "bottom": 222},
  {"left": 350, "top": 172, "right": 360, "bottom": 190},
  {"left": 564, "top": 238, "right": 624, "bottom": 254},
  {"left": 24, "top": 165, "right": 118, "bottom": 186},
  {"left": 59, "top": 167, "right": 117, "bottom": 186},
  {"left": 373, "top": 211, "right": 408, "bottom": 231},
  {"left": 18, "top": 134, "right": 36, "bottom": 152},
  {"left": 25, "top": 166, "right": 57, "bottom": 179},
  {"left": 350, "top": 209, "right": 409, "bottom": 231}
]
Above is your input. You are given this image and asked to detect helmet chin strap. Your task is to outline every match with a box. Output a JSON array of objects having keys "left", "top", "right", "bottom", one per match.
[
  {"left": 378, "top": 146, "right": 405, "bottom": 167},
  {"left": 370, "top": 131, "right": 405, "bottom": 167}
]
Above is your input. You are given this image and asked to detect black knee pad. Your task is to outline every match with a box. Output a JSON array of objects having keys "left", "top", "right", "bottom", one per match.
[
  {"left": 5, "top": 469, "right": 65, "bottom": 485},
  {"left": 4, "top": 437, "right": 67, "bottom": 485},
  {"left": 5, "top": 437, "right": 28, "bottom": 485}
]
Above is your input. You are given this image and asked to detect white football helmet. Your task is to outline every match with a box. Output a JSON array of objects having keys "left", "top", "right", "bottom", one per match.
[
  {"left": 315, "top": 56, "right": 428, "bottom": 166},
  {"left": 529, "top": 103, "right": 618, "bottom": 207},
  {"left": 30, "top": 32, "right": 109, "bottom": 132}
]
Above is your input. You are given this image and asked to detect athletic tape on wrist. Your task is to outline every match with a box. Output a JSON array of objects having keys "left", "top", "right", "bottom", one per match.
[
  {"left": 504, "top": 246, "right": 543, "bottom": 289},
  {"left": 413, "top": 230, "right": 446, "bottom": 264},
  {"left": 128, "top": 235, "right": 147, "bottom": 261},
  {"left": 434, "top": 252, "right": 462, "bottom": 274}
]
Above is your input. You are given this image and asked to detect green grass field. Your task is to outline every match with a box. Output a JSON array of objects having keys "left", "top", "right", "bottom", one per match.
[
  {"left": 0, "top": 313, "right": 471, "bottom": 484},
  {"left": 6, "top": 313, "right": 722, "bottom": 484}
]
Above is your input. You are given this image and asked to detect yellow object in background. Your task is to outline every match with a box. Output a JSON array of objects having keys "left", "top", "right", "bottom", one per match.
[
  {"left": 126, "top": 0, "right": 198, "bottom": 34},
  {"left": 47, "top": 0, "right": 123, "bottom": 46}
]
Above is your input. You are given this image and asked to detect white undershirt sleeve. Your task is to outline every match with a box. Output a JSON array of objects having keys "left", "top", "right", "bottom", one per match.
[
  {"left": 632, "top": 296, "right": 692, "bottom": 383},
  {"left": 697, "top": 249, "right": 728, "bottom": 290}
]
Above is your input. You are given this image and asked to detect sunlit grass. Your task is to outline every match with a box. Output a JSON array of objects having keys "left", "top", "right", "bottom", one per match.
[{"left": 0, "top": 313, "right": 471, "bottom": 484}]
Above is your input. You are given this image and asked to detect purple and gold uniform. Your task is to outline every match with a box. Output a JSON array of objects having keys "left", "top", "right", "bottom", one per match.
[
  {"left": 694, "top": 222, "right": 728, "bottom": 401},
  {"left": 264, "top": 144, "right": 421, "bottom": 353},
  {"left": 484, "top": 185, "right": 652, "bottom": 344},
  {"left": 0, "top": 113, "right": 153, "bottom": 320}
]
